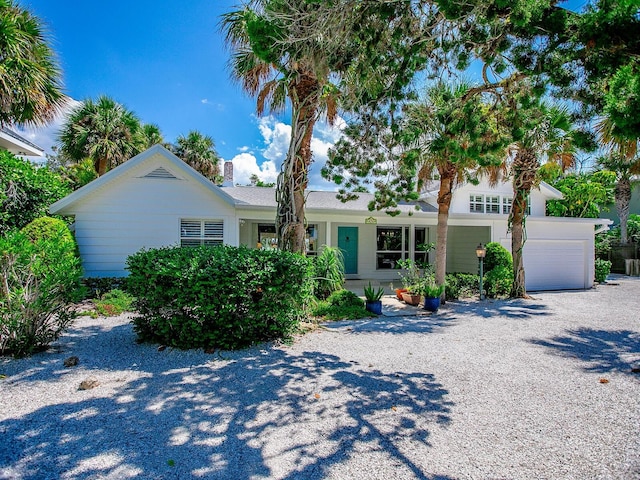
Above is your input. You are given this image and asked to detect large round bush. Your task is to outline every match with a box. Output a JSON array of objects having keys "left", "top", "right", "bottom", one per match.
[
  {"left": 484, "top": 242, "right": 513, "bottom": 273},
  {"left": 126, "top": 245, "right": 314, "bottom": 350}
]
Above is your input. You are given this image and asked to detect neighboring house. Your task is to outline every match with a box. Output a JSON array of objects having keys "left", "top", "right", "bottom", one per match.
[
  {"left": 0, "top": 127, "right": 44, "bottom": 157},
  {"left": 50, "top": 145, "right": 610, "bottom": 290}
]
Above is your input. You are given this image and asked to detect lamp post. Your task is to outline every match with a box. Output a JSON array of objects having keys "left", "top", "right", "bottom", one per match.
[{"left": 476, "top": 243, "right": 486, "bottom": 300}]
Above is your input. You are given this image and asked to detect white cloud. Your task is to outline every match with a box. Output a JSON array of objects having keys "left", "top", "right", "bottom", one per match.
[
  {"left": 252, "top": 115, "right": 345, "bottom": 190},
  {"left": 228, "top": 152, "right": 278, "bottom": 186},
  {"left": 237, "top": 145, "right": 250, "bottom": 153}
]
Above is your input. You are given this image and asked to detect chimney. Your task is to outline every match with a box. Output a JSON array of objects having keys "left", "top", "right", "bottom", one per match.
[{"left": 222, "top": 161, "right": 233, "bottom": 187}]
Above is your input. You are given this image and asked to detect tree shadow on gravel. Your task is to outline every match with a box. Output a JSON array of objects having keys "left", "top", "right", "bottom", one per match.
[
  {"left": 530, "top": 328, "right": 640, "bottom": 375},
  {"left": 0, "top": 321, "right": 455, "bottom": 480},
  {"left": 446, "top": 300, "right": 552, "bottom": 319}
]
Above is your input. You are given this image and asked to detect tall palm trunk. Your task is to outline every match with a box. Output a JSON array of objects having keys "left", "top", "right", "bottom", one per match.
[
  {"left": 95, "top": 158, "right": 108, "bottom": 177},
  {"left": 435, "top": 162, "right": 456, "bottom": 294},
  {"left": 616, "top": 176, "right": 632, "bottom": 244},
  {"left": 277, "top": 72, "right": 319, "bottom": 253},
  {"left": 509, "top": 148, "right": 538, "bottom": 298}
]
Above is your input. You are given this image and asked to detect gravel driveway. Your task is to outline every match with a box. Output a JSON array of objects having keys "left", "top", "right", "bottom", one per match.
[{"left": 1, "top": 276, "right": 639, "bottom": 480}]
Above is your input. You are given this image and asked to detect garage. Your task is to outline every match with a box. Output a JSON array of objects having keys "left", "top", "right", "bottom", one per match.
[{"left": 523, "top": 240, "right": 588, "bottom": 291}]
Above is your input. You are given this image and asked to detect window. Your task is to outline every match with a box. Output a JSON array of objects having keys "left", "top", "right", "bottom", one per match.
[
  {"left": 414, "top": 227, "right": 429, "bottom": 267},
  {"left": 470, "top": 195, "right": 484, "bottom": 213},
  {"left": 376, "top": 226, "right": 407, "bottom": 269},
  {"left": 486, "top": 195, "right": 500, "bottom": 214},
  {"left": 257, "top": 223, "right": 318, "bottom": 255},
  {"left": 180, "top": 219, "right": 223, "bottom": 247},
  {"left": 502, "top": 197, "right": 512, "bottom": 214}
]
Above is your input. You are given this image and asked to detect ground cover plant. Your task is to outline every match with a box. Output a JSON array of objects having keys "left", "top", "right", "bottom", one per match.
[
  {"left": 310, "top": 289, "right": 369, "bottom": 321},
  {"left": 92, "top": 289, "right": 135, "bottom": 317},
  {"left": 126, "top": 245, "right": 313, "bottom": 350}
]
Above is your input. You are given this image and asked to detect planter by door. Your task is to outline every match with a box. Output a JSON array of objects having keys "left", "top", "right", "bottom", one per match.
[
  {"left": 395, "top": 288, "right": 407, "bottom": 301},
  {"left": 423, "top": 297, "right": 440, "bottom": 312},
  {"left": 401, "top": 292, "right": 422, "bottom": 306},
  {"left": 366, "top": 300, "right": 383, "bottom": 315}
]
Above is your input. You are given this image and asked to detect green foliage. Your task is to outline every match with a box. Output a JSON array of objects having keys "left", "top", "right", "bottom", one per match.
[
  {"left": 594, "top": 259, "right": 612, "bottom": 283},
  {"left": 93, "top": 289, "right": 134, "bottom": 317},
  {"left": 396, "top": 259, "right": 422, "bottom": 289},
  {"left": 173, "top": 130, "right": 221, "bottom": 182},
  {"left": 545, "top": 171, "right": 616, "bottom": 218},
  {"left": 0, "top": 151, "right": 71, "bottom": 234},
  {"left": 0, "top": 0, "right": 65, "bottom": 126},
  {"left": 0, "top": 227, "right": 83, "bottom": 357},
  {"left": 310, "top": 289, "right": 368, "bottom": 321},
  {"left": 125, "top": 245, "right": 314, "bottom": 350},
  {"left": 364, "top": 282, "right": 384, "bottom": 301},
  {"left": 445, "top": 273, "right": 480, "bottom": 300},
  {"left": 484, "top": 265, "right": 513, "bottom": 298},
  {"left": 313, "top": 246, "right": 345, "bottom": 300},
  {"left": 58, "top": 95, "right": 144, "bottom": 176},
  {"left": 483, "top": 242, "right": 513, "bottom": 273}
]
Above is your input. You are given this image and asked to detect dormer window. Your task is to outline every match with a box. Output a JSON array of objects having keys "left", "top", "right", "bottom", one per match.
[{"left": 470, "top": 194, "right": 528, "bottom": 215}]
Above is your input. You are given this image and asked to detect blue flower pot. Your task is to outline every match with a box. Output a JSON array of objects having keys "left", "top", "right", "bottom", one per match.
[
  {"left": 365, "top": 300, "right": 383, "bottom": 315},
  {"left": 423, "top": 297, "right": 440, "bottom": 312}
]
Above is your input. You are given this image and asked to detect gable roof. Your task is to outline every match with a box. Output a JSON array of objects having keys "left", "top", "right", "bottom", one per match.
[{"left": 50, "top": 144, "right": 236, "bottom": 214}]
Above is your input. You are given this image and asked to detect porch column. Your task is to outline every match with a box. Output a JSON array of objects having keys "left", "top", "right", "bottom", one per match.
[{"left": 326, "top": 221, "right": 332, "bottom": 247}]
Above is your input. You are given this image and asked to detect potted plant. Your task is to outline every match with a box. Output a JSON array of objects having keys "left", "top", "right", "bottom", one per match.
[
  {"left": 396, "top": 259, "right": 420, "bottom": 301},
  {"left": 401, "top": 284, "right": 422, "bottom": 306},
  {"left": 364, "top": 282, "right": 384, "bottom": 314},
  {"left": 421, "top": 281, "right": 445, "bottom": 312}
]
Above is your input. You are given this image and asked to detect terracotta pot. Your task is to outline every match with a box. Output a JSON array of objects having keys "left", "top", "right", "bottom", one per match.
[
  {"left": 395, "top": 288, "right": 408, "bottom": 301},
  {"left": 401, "top": 292, "right": 422, "bottom": 306}
]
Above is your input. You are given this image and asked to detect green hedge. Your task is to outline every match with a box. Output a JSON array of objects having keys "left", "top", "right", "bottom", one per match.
[{"left": 126, "top": 245, "right": 314, "bottom": 350}]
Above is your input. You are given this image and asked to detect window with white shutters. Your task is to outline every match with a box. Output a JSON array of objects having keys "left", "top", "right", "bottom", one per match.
[
  {"left": 470, "top": 194, "right": 484, "bottom": 213},
  {"left": 180, "top": 219, "right": 223, "bottom": 247},
  {"left": 486, "top": 195, "right": 500, "bottom": 214}
]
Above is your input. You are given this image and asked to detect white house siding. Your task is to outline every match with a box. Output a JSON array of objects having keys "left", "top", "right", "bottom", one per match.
[
  {"left": 66, "top": 156, "right": 237, "bottom": 277},
  {"left": 447, "top": 180, "right": 549, "bottom": 217}
]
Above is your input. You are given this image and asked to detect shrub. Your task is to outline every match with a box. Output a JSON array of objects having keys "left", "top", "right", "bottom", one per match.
[
  {"left": 126, "top": 245, "right": 314, "bottom": 350},
  {"left": 0, "top": 151, "right": 70, "bottom": 234},
  {"left": 484, "top": 242, "right": 513, "bottom": 273},
  {"left": 313, "top": 246, "right": 345, "bottom": 299},
  {"left": 0, "top": 228, "right": 83, "bottom": 357},
  {"left": 595, "top": 259, "right": 612, "bottom": 283},
  {"left": 310, "top": 289, "right": 368, "bottom": 320},
  {"left": 484, "top": 265, "right": 513, "bottom": 298},
  {"left": 445, "top": 273, "right": 480, "bottom": 300},
  {"left": 94, "top": 289, "right": 135, "bottom": 316}
]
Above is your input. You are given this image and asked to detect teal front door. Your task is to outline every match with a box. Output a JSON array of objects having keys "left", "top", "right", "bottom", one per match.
[{"left": 338, "top": 227, "right": 358, "bottom": 274}]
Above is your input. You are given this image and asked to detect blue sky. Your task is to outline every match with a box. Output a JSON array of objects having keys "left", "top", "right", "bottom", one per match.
[
  {"left": 20, "top": 0, "right": 589, "bottom": 188},
  {"left": 21, "top": 0, "right": 343, "bottom": 188}
]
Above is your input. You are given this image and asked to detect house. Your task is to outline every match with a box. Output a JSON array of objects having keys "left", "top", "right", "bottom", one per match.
[
  {"left": 50, "top": 145, "right": 610, "bottom": 291},
  {"left": 0, "top": 127, "right": 44, "bottom": 157}
]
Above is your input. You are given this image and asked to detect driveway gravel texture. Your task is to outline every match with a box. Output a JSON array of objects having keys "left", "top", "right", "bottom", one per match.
[{"left": 1, "top": 276, "right": 639, "bottom": 480}]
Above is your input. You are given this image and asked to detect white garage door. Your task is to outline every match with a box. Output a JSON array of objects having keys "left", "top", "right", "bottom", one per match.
[{"left": 523, "top": 240, "right": 587, "bottom": 291}]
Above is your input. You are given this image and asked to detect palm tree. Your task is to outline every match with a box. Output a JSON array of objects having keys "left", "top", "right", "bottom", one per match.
[
  {"left": 404, "top": 82, "right": 508, "bottom": 290},
  {"left": 57, "top": 96, "right": 144, "bottom": 176},
  {"left": 596, "top": 116, "right": 640, "bottom": 245},
  {"left": 0, "top": 0, "right": 66, "bottom": 126},
  {"left": 221, "top": 1, "right": 338, "bottom": 253},
  {"left": 141, "top": 123, "right": 164, "bottom": 149},
  {"left": 173, "top": 130, "right": 221, "bottom": 182},
  {"left": 507, "top": 103, "right": 577, "bottom": 298}
]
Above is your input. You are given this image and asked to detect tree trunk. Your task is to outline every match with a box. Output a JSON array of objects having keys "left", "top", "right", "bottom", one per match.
[
  {"left": 616, "top": 176, "right": 631, "bottom": 245},
  {"left": 95, "top": 157, "right": 108, "bottom": 177},
  {"left": 276, "top": 72, "right": 319, "bottom": 253},
  {"left": 435, "top": 163, "right": 456, "bottom": 297},
  {"left": 509, "top": 148, "right": 538, "bottom": 299}
]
